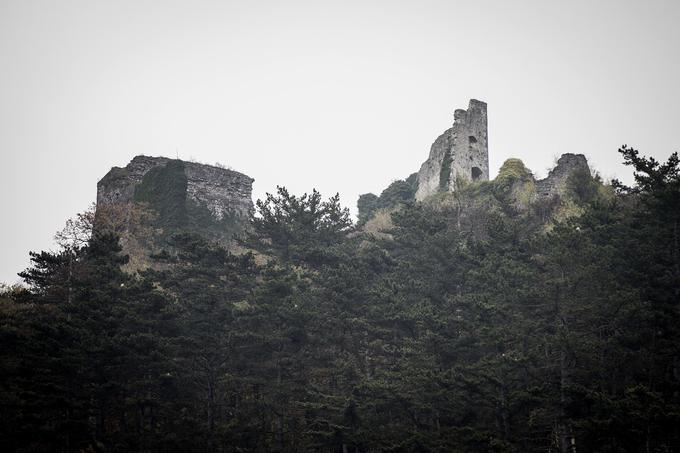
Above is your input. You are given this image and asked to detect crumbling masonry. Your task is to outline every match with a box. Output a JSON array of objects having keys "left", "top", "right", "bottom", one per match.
[{"left": 415, "top": 99, "right": 489, "bottom": 200}]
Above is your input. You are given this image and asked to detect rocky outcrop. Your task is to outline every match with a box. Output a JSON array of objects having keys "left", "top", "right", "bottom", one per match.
[{"left": 415, "top": 99, "right": 488, "bottom": 200}]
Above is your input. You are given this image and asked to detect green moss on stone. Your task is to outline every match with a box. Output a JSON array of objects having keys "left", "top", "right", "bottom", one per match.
[
  {"left": 496, "top": 158, "right": 532, "bottom": 181},
  {"left": 186, "top": 199, "right": 243, "bottom": 241},
  {"left": 134, "top": 160, "right": 188, "bottom": 229},
  {"left": 439, "top": 149, "right": 453, "bottom": 191}
]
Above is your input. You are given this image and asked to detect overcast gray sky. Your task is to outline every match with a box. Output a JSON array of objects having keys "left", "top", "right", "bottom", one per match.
[{"left": 1, "top": 0, "right": 679, "bottom": 283}]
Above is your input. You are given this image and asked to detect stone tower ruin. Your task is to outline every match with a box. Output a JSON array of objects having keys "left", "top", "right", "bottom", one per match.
[
  {"left": 95, "top": 156, "right": 254, "bottom": 270},
  {"left": 415, "top": 99, "right": 488, "bottom": 200}
]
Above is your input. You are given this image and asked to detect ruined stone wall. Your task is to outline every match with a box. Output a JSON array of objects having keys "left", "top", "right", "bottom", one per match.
[
  {"left": 535, "top": 153, "right": 590, "bottom": 198},
  {"left": 97, "top": 155, "right": 254, "bottom": 220},
  {"left": 415, "top": 99, "right": 488, "bottom": 200},
  {"left": 96, "top": 155, "right": 164, "bottom": 206},
  {"left": 183, "top": 162, "right": 253, "bottom": 221},
  {"left": 96, "top": 156, "right": 254, "bottom": 270},
  {"left": 414, "top": 130, "right": 453, "bottom": 200}
]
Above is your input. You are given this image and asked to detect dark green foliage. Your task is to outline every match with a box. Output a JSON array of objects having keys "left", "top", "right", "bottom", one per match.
[
  {"left": 134, "top": 160, "right": 189, "bottom": 228},
  {"left": 250, "top": 186, "right": 353, "bottom": 266},
  {"left": 132, "top": 160, "right": 243, "bottom": 245},
  {"left": 439, "top": 149, "right": 453, "bottom": 190},
  {"left": 17, "top": 249, "right": 76, "bottom": 304},
  {"left": 186, "top": 198, "right": 245, "bottom": 244},
  {"left": 566, "top": 167, "right": 600, "bottom": 204},
  {"left": 381, "top": 172, "right": 419, "bottom": 206},
  {"left": 357, "top": 192, "right": 379, "bottom": 224},
  {"left": 357, "top": 173, "right": 419, "bottom": 224},
  {"left": 2, "top": 148, "right": 680, "bottom": 452}
]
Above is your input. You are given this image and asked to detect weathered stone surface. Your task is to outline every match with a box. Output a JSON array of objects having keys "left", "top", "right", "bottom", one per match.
[
  {"left": 535, "top": 153, "right": 590, "bottom": 198},
  {"left": 96, "top": 156, "right": 254, "bottom": 271},
  {"left": 97, "top": 155, "right": 254, "bottom": 221},
  {"left": 415, "top": 99, "right": 488, "bottom": 200},
  {"left": 357, "top": 100, "right": 596, "bottom": 226}
]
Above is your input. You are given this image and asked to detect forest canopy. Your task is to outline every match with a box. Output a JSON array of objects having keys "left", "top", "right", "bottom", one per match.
[{"left": 1, "top": 146, "right": 679, "bottom": 452}]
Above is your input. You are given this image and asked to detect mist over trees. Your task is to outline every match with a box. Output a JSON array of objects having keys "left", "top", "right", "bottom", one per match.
[{"left": 1, "top": 147, "right": 679, "bottom": 452}]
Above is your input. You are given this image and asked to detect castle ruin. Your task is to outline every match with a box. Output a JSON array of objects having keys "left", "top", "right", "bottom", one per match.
[
  {"left": 97, "top": 155, "right": 253, "bottom": 222},
  {"left": 415, "top": 99, "right": 489, "bottom": 200},
  {"left": 95, "top": 156, "right": 254, "bottom": 269}
]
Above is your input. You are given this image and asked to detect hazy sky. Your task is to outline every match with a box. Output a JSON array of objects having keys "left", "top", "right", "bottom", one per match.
[{"left": 1, "top": 0, "right": 679, "bottom": 284}]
